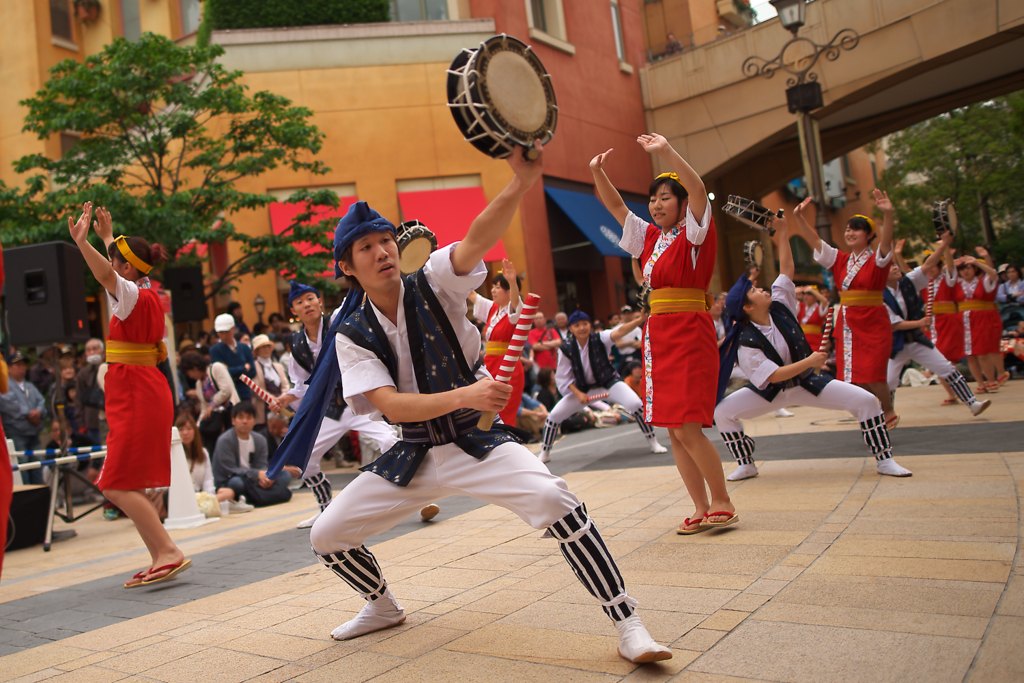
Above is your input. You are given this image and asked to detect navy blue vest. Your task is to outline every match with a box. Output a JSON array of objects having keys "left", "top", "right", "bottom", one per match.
[
  {"left": 884, "top": 278, "right": 933, "bottom": 358},
  {"left": 739, "top": 302, "right": 832, "bottom": 402},
  {"left": 292, "top": 315, "right": 346, "bottom": 420},
  {"left": 338, "top": 270, "right": 522, "bottom": 487},
  {"left": 560, "top": 333, "right": 620, "bottom": 393}
]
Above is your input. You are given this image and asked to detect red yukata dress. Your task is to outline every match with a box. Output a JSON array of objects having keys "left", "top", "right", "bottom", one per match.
[
  {"left": 472, "top": 295, "right": 524, "bottom": 428},
  {"left": 960, "top": 275, "right": 1001, "bottom": 356},
  {"left": 94, "top": 276, "right": 174, "bottom": 491},
  {"left": 798, "top": 300, "right": 827, "bottom": 350},
  {"left": 621, "top": 206, "right": 717, "bottom": 428},
  {"left": 0, "top": 241, "right": 11, "bottom": 575},
  {"left": 815, "top": 243, "right": 892, "bottom": 383},
  {"left": 929, "top": 276, "right": 964, "bottom": 363}
]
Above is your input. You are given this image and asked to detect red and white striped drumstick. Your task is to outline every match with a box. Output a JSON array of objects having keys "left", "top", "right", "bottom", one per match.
[
  {"left": 586, "top": 392, "right": 609, "bottom": 404},
  {"left": 241, "top": 375, "right": 294, "bottom": 417},
  {"left": 818, "top": 306, "right": 835, "bottom": 354},
  {"left": 926, "top": 279, "right": 937, "bottom": 341},
  {"left": 478, "top": 292, "right": 541, "bottom": 431}
]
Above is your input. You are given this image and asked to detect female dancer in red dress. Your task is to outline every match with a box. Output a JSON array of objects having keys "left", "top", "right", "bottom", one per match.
[
  {"left": 468, "top": 258, "right": 524, "bottom": 427},
  {"left": 917, "top": 234, "right": 963, "bottom": 405},
  {"left": 591, "top": 133, "right": 736, "bottom": 534},
  {"left": 0, "top": 238, "right": 11, "bottom": 577},
  {"left": 953, "top": 248, "right": 1004, "bottom": 392},
  {"left": 69, "top": 202, "right": 187, "bottom": 588},
  {"left": 797, "top": 286, "right": 829, "bottom": 350},
  {"left": 793, "top": 191, "right": 897, "bottom": 427}
]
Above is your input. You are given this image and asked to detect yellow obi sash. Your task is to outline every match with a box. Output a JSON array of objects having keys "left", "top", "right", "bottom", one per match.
[
  {"left": 801, "top": 325, "right": 823, "bottom": 335},
  {"left": 649, "top": 288, "right": 712, "bottom": 315},
  {"left": 932, "top": 302, "right": 958, "bottom": 315},
  {"left": 106, "top": 340, "right": 168, "bottom": 367},
  {"left": 485, "top": 341, "right": 510, "bottom": 357},
  {"left": 839, "top": 291, "right": 883, "bottom": 306},
  {"left": 959, "top": 300, "right": 997, "bottom": 312}
]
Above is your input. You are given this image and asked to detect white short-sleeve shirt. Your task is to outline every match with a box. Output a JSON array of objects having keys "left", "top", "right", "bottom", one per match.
[
  {"left": 736, "top": 275, "right": 799, "bottom": 391},
  {"left": 618, "top": 203, "right": 711, "bottom": 260},
  {"left": 335, "top": 244, "right": 489, "bottom": 418},
  {"left": 555, "top": 330, "right": 615, "bottom": 396},
  {"left": 813, "top": 242, "right": 892, "bottom": 271}
]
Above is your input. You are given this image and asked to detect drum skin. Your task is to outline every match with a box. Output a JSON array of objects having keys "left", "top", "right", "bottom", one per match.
[{"left": 396, "top": 220, "right": 438, "bottom": 273}]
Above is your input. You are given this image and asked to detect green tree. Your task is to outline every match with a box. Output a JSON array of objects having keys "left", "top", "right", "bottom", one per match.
[
  {"left": 878, "top": 91, "right": 1024, "bottom": 265},
  {"left": 0, "top": 33, "right": 342, "bottom": 299}
]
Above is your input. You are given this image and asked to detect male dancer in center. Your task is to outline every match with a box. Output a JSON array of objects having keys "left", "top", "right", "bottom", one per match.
[
  {"left": 538, "top": 310, "right": 667, "bottom": 463},
  {"left": 715, "top": 202, "right": 913, "bottom": 483},
  {"left": 272, "top": 281, "right": 434, "bottom": 528},
  {"left": 275, "top": 144, "right": 671, "bottom": 663},
  {"left": 885, "top": 234, "right": 990, "bottom": 417}
]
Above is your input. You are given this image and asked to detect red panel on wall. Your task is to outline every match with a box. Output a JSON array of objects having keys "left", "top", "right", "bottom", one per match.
[
  {"left": 397, "top": 187, "right": 507, "bottom": 263},
  {"left": 269, "top": 197, "right": 358, "bottom": 278}
]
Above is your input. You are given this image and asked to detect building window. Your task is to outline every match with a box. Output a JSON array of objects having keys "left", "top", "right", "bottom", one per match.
[
  {"left": 527, "top": 0, "right": 567, "bottom": 42},
  {"left": 611, "top": 2, "right": 625, "bottom": 61},
  {"left": 60, "top": 132, "right": 81, "bottom": 156},
  {"left": 180, "top": 0, "right": 201, "bottom": 34},
  {"left": 50, "top": 0, "right": 73, "bottom": 42},
  {"left": 122, "top": 0, "right": 142, "bottom": 41},
  {"left": 391, "top": 0, "right": 448, "bottom": 22}
]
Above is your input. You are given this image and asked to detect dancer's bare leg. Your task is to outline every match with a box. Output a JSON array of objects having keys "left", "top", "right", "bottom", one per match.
[
  {"left": 105, "top": 489, "right": 184, "bottom": 584},
  {"left": 671, "top": 424, "right": 734, "bottom": 524}
]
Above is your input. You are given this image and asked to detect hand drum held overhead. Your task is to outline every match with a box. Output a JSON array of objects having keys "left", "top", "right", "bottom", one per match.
[
  {"left": 477, "top": 292, "right": 541, "bottom": 431},
  {"left": 396, "top": 220, "right": 438, "bottom": 274},
  {"left": 724, "top": 196, "right": 781, "bottom": 236},
  {"left": 743, "top": 240, "right": 763, "bottom": 270},
  {"left": 447, "top": 35, "right": 557, "bottom": 160},
  {"left": 932, "top": 199, "right": 957, "bottom": 240}
]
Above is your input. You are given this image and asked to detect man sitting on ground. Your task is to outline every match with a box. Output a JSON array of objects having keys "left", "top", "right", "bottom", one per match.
[{"left": 213, "top": 402, "right": 300, "bottom": 507}]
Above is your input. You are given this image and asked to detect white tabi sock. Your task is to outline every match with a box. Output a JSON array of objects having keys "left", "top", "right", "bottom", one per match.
[
  {"left": 615, "top": 614, "right": 672, "bottom": 663},
  {"left": 876, "top": 459, "right": 912, "bottom": 477},
  {"left": 330, "top": 588, "right": 405, "bottom": 641},
  {"left": 727, "top": 463, "right": 759, "bottom": 481}
]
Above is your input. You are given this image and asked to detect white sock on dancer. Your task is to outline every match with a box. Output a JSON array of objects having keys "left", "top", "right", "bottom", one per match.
[
  {"left": 330, "top": 588, "right": 405, "bottom": 641},
  {"left": 616, "top": 615, "right": 672, "bottom": 663}
]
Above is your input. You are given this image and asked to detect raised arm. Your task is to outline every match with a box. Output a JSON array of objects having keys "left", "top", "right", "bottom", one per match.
[
  {"left": 922, "top": 233, "right": 952, "bottom": 273},
  {"left": 773, "top": 215, "right": 794, "bottom": 280},
  {"left": 590, "top": 149, "right": 628, "bottom": 227},
  {"left": 970, "top": 247, "right": 999, "bottom": 282},
  {"left": 637, "top": 134, "right": 706, "bottom": 218},
  {"left": 873, "top": 189, "right": 894, "bottom": 257},
  {"left": 451, "top": 144, "right": 543, "bottom": 276},
  {"left": 790, "top": 197, "right": 821, "bottom": 253},
  {"left": 893, "top": 238, "right": 911, "bottom": 274},
  {"left": 502, "top": 257, "right": 521, "bottom": 312},
  {"left": 68, "top": 202, "right": 117, "bottom": 295},
  {"left": 609, "top": 312, "right": 645, "bottom": 344}
]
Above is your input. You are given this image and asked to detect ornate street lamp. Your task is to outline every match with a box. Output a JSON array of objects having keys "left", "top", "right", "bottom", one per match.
[
  {"left": 741, "top": 0, "right": 859, "bottom": 243},
  {"left": 254, "top": 294, "right": 266, "bottom": 325}
]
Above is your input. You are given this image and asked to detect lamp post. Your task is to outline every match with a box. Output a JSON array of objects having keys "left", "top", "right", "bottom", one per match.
[
  {"left": 742, "top": 0, "right": 859, "bottom": 244},
  {"left": 253, "top": 294, "right": 266, "bottom": 326}
]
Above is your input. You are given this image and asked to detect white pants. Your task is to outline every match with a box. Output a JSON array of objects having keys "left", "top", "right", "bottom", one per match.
[
  {"left": 309, "top": 442, "right": 579, "bottom": 553},
  {"left": 303, "top": 409, "right": 399, "bottom": 478},
  {"left": 714, "top": 380, "right": 881, "bottom": 434},
  {"left": 548, "top": 382, "right": 641, "bottom": 425},
  {"left": 887, "top": 342, "right": 956, "bottom": 391}
]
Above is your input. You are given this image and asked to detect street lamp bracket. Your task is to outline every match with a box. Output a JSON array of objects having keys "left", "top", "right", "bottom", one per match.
[{"left": 742, "top": 28, "right": 859, "bottom": 87}]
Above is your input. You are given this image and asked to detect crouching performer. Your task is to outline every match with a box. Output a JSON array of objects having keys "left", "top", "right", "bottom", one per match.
[
  {"left": 715, "top": 204, "right": 912, "bottom": 482},
  {"left": 272, "top": 146, "right": 671, "bottom": 663}
]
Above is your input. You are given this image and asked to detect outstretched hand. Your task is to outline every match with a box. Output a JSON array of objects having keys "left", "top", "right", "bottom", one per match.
[
  {"left": 589, "top": 148, "right": 613, "bottom": 173},
  {"left": 501, "top": 257, "right": 516, "bottom": 281},
  {"left": 94, "top": 206, "right": 113, "bottom": 243},
  {"left": 895, "top": 238, "right": 905, "bottom": 255},
  {"left": 508, "top": 141, "right": 544, "bottom": 189},
  {"left": 873, "top": 188, "right": 893, "bottom": 213},
  {"left": 68, "top": 201, "right": 94, "bottom": 245},
  {"left": 636, "top": 133, "right": 670, "bottom": 155},
  {"left": 974, "top": 246, "right": 990, "bottom": 259}
]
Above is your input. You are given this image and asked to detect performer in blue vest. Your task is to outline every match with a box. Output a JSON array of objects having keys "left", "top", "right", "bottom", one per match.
[
  {"left": 885, "top": 236, "right": 989, "bottom": 417},
  {"left": 538, "top": 310, "right": 667, "bottom": 463},
  {"left": 271, "top": 280, "right": 400, "bottom": 529},
  {"left": 713, "top": 212, "right": 912, "bottom": 492},
  {"left": 275, "top": 145, "right": 671, "bottom": 663}
]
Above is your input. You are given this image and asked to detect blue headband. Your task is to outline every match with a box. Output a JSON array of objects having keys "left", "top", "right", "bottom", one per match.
[
  {"left": 333, "top": 201, "right": 396, "bottom": 279},
  {"left": 716, "top": 274, "right": 755, "bottom": 405},
  {"left": 287, "top": 281, "right": 320, "bottom": 306},
  {"left": 568, "top": 311, "right": 590, "bottom": 326}
]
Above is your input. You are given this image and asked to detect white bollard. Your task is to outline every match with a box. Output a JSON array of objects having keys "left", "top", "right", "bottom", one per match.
[
  {"left": 7, "top": 439, "right": 26, "bottom": 486},
  {"left": 164, "top": 427, "right": 218, "bottom": 530}
]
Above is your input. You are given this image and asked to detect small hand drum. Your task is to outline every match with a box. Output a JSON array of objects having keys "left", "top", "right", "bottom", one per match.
[
  {"left": 743, "top": 240, "right": 763, "bottom": 270},
  {"left": 933, "top": 199, "right": 957, "bottom": 240},
  {"left": 723, "top": 195, "right": 781, "bottom": 236},
  {"left": 396, "top": 220, "right": 438, "bottom": 274},
  {"left": 447, "top": 34, "right": 557, "bottom": 160}
]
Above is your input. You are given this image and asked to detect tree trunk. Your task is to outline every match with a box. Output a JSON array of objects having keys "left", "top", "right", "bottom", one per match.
[{"left": 978, "top": 192, "right": 996, "bottom": 256}]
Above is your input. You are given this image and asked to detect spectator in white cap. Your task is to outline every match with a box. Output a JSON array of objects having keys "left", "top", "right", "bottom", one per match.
[
  {"left": 209, "top": 312, "right": 257, "bottom": 401},
  {"left": 250, "top": 334, "right": 290, "bottom": 426}
]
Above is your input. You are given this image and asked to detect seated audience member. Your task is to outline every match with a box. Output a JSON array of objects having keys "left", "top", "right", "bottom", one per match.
[
  {"left": 623, "top": 361, "right": 643, "bottom": 398},
  {"left": 212, "top": 402, "right": 299, "bottom": 507},
  {"left": 0, "top": 350, "right": 48, "bottom": 484},
  {"left": 256, "top": 411, "right": 290, "bottom": 461},
  {"left": 516, "top": 393, "right": 549, "bottom": 440},
  {"left": 175, "top": 412, "right": 251, "bottom": 513}
]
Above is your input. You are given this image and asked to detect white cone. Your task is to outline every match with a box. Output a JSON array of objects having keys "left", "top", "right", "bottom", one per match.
[{"left": 164, "top": 427, "right": 218, "bottom": 530}]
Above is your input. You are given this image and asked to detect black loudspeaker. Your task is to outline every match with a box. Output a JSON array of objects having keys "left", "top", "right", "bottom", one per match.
[
  {"left": 162, "top": 267, "right": 208, "bottom": 322},
  {"left": 3, "top": 241, "right": 90, "bottom": 346},
  {"left": 6, "top": 485, "right": 50, "bottom": 551}
]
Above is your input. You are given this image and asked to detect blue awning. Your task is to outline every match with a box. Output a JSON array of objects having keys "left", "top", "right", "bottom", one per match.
[
  {"left": 545, "top": 187, "right": 631, "bottom": 258},
  {"left": 625, "top": 200, "right": 651, "bottom": 224}
]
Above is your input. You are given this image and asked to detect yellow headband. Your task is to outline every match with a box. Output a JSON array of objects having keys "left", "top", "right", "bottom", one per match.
[
  {"left": 115, "top": 235, "right": 152, "bottom": 275},
  {"left": 655, "top": 172, "right": 681, "bottom": 184},
  {"left": 851, "top": 214, "right": 875, "bottom": 232}
]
